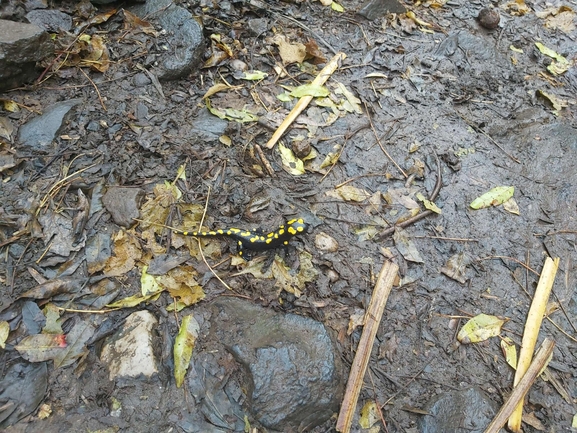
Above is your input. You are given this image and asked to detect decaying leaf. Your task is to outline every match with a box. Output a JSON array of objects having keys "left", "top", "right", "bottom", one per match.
[
  {"left": 205, "top": 98, "right": 258, "bottom": 123},
  {"left": 333, "top": 82, "right": 363, "bottom": 114},
  {"left": 470, "top": 186, "right": 514, "bottom": 209},
  {"left": 53, "top": 321, "right": 95, "bottom": 368},
  {"left": 359, "top": 400, "right": 379, "bottom": 429},
  {"left": 501, "top": 336, "right": 517, "bottom": 369},
  {"left": 237, "top": 251, "right": 317, "bottom": 297},
  {"left": 347, "top": 309, "right": 365, "bottom": 335},
  {"left": 393, "top": 227, "right": 424, "bottom": 263},
  {"left": 123, "top": 9, "right": 159, "bottom": 36},
  {"left": 457, "top": 314, "right": 507, "bottom": 344},
  {"left": 240, "top": 70, "right": 268, "bottom": 81},
  {"left": 326, "top": 185, "right": 371, "bottom": 202},
  {"left": 42, "top": 304, "right": 64, "bottom": 334},
  {"left": 0, "top": 321, "right": 9, "bottom": 349},
  {"left": 440, "top": 252, "right": 471, "bottom": 284},
  {"left": 103, "top": 230, "right": 143, "bottom": 277},
  {"left": 174, "top": 314, "right": 200, "bottom": 388},
  {"left": 106, "top": 292, "right": 159, "bottom": 309},
  {"left": 504, "top": 0, "right": 531, "bottom": 16},
  {"left": 15, "top": 334, "right": 67, "bottom": 363},
  {"left": 278, "top": 142, "right": 305, "bottom": 175},
  {"left": 536, "top": 90, "right": 569, "bottom": 112},
  {"left": 503, "top": 197, "right": 520, "bottom": 215},
  {"left": 536, "top": 6, "right": 576, "bottom": 34},
  {"left": 416, "top": 192, "right": 442, "bottom": 214},
  {"left": 535, "top": 42, "right": 572, "bottom": 75},
  {"left": 289, "top": 84, "right": 330, "bottom": 98},
  {"left": 272, "top": 34, "right": 306, "bottom": 65}
]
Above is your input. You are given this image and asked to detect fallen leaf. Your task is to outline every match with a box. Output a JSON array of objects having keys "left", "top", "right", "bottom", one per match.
[
  {"left": 0, "top": 321, "right": 9, "bottom": 349},
  {"left": 503, "top": 197, "right": 520, "bottom": 215},
  {"left": 393, "top": 227, "right": 424, "bottom": 263},
  {"left": 535, "top": 42, "right": 572, "bottom": 75},
  {"left": 440, "top": 252, "right": 471, "bottom": 284},
  {"left": 278, "top": 142, "right": 305, "bottom": 175},
  {"left": 457, "top": 314, "right": 507, "bottom": 344},
  {"left": 15, "top": 334, "right": 67, "bottom": 363},
  {"left": 289, "top": 84, "right": 330, "bottom": 98},
  {"left": 359, "top": 400, "right": 379, "bottom": 429},
  {"left": 501, "top": 336, "right": 517, "bottom": 369},
  {"left": 272, "top": 34, "right": 306, "bottom": 65},
  {"left": 326, "top": 185, "right": 371, "bottom": 202},
  {"left": 174, "top": 314, "right": 200, "bottom": 387},
  {"left": 470, "top": 186, "right": 514, "bottom": 209}
]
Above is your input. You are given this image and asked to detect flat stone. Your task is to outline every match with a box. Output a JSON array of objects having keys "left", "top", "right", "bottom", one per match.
[
  {"left": 101, "top": 186, "right": 144, "bottom": 228},
  {"left": 358, "top": 0, "right": 406, "bottom": 19},
  {"left": 26, "top": 9, "right": 72, "bottom": 32},
  {"left": 0, "top": 19, "right": 53, "bottom": 91},
  {"left": 17, "top": 99, "right": 82, "bottom": 150},
  {"left": 100, "top": 310, "right": 159, "bottom": 381}
]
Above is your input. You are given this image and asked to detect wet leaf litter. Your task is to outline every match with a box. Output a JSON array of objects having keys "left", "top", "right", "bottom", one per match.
[{"left": 1, "top": 0, "right": 576, "bottom": 431}]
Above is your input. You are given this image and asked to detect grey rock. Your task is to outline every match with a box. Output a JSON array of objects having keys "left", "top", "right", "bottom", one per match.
[
  {"left": 0, "top": 362, "right": 48, "bottom": 428},
  {"left": 101, "top": 186, "right": 144, "bottom": 227},
  {"left": 187, "top": 109, "right": 228, "bottom": 144},
  {"left": 26, "top": 9, "right": 72, "bottom": 32},
  {"left": 130, "top": 0, "right": 204, "bottom": 81},
  {"left": 419, "top": 387, "right": 498, "bottom": 433},
  {"left": 247, "top": 18, "right": 269, "bottom": 37},
  {"left": 358, "top": 0, "right": 406, "bottom": 20},
  {"left": 0, "top": 19, "right": 53, "bottom": 91},
  {"left": 211, "top": 298, "right": 343, "bottom": 431},
  {"left": 17, "top": 99, "right": 82, "bottom": 150}
]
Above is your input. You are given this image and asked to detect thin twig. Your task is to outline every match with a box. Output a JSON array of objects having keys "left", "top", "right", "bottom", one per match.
[
  {"left": 364, "top": 101, "right": 407, "bottom": 178},
  {"left": 78, "top": 67, "right": 107, "bottom": 111}
]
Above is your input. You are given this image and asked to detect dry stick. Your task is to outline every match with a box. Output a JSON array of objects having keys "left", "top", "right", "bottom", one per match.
[
  {"left": 508, "top": 256, "right": 559, "bottom": 432},
  {"left": 265, "top": 52, "right": 346, "bottom": 149},
  {"left": 336, "top": 260, "right": 399, "bottom": 433},
  {"left": 485, "top": 337, "right": 555, "bottom": 433}
]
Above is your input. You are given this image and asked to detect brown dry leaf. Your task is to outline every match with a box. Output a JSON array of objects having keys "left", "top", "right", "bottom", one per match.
[
  {"left": 18, "top": 277, "right": 86, "bottom": 300},
  {"left": 53, "top": 321, "right": 95, "bottom": 368},
  {"left": 504, "top": 0, "right": 531, "bottom": 16},
  {"left": 545, "top": 10, "right": 576, "bottom": 33},
  {"left": 325, "top": 185, "right": 371, "bottom": 202},
  {"left": 103, "top": 230, "right": 143, "bottom": 277},
  {"left": 347, "top": 309, "right": 365, "bottom": 335},
  {"left": 123, "top": 9, "right": 159, "bottom": 36},
  {"left": 159, "top": 266, "right": 205, "bottom": 308},
  {"left": 272, "top": 34, "right": 306, "bottom": 65},
  {"left": 304, "top": 39, "right": 327, "bottom": 64},
  {"left": 77, "top": 34, "right": 110, "bottom": 73}
]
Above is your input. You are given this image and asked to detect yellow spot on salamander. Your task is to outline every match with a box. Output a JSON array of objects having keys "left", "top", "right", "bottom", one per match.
[
  {"left": 283, "top": 240, "right": 289, "bottom": 245},
  {"left": 229, "top": 228, "right": 241, "bottom": 233},
  {"left": 288, "top": 227, "right": 297, "bottom": 235},
  {"left": 278, "top": 229, "right": 285, "bottom": 235},
  {"left": 217, "top": 229, "right": 224, "bottom": 234},
  {"left": 250, "top": 236, "right": 259, "bottom": 242},
  {"left": 209, "top": 231, "right": 216, "bottom": 235},
  {"left": 201, "top": 232, "right": 207, "bottom": 236},
  {"left": 287, "top": 219, "right": 297, "bottom": 224},
  {"left": 241, "top": 231, "right": 252, "bottom": 237},
  {"left": 296, "top": 226, "right": 304, "bottom": 232},
  {"left": 267, "top": 232, "right": 275, "bottom": 238},
  {"left": 266, "top": 238, "right": 272, "bottom": 244}
]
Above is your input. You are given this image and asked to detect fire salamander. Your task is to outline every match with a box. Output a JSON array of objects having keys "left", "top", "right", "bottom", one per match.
[{"left": 178, "top": 218, "right": 309, "bottom": 258}]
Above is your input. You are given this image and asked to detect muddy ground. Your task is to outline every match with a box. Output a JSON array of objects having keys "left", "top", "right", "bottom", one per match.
[{"left": 1, "top": 0, "right": 577, "bottom": 432}]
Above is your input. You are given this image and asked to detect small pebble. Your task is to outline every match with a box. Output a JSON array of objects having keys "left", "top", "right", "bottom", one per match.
[
  {"left": 477, "top": 8, "right": 500, "bottom": 30},
  {"left": 292, "top": 140, "right": 311, "bottom": 159}
]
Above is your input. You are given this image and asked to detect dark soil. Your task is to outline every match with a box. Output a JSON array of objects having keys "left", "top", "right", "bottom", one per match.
[{"left": 1, "top": 0, "right": 576, "bottom": 432}]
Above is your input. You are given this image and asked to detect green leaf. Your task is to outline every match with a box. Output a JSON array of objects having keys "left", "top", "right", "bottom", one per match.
[
  {"left": 241, "top": 70, "right": 268, "bottom": 80},
  {"left": 174, "top": 315, "right": 200, "bottom": 387},
  {"left": 289, "top": 84, "right": 330, "bottom": 98},
  {"left": 470, "top": 186, "right": 514, "bottom": 209}
]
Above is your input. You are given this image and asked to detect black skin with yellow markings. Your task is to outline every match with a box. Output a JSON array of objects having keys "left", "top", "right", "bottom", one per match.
[{"left": 178, "top": 218, "right": 309, "bottom": 257}]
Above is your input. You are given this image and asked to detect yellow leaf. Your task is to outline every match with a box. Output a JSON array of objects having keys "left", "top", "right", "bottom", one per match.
[
  {"left": 457, "top": 314, "right": 507, "bottom": 344},
  {"left": 0, "top": 321, "right": 9, "bottom": 349},
  {"left": 278, "top": 142, "right": 305, "bottom": 175},
  {"left": 174, "top": 314, "right": 200, "bottom": 387},
  {"left": 501, "top": 337, "right": 517, "bottom": 369},
  {"left": 331, "top": 2, "right": 344, "bottom": 12},
  {"left": 503, "top": 197, "right": 520, "bottom": 215},
  {"left": 359, "top": 400, "right": 379, "bottom": 429},
  {"left": 326, "top": 185, "right": 370, "bottom": 202}
]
